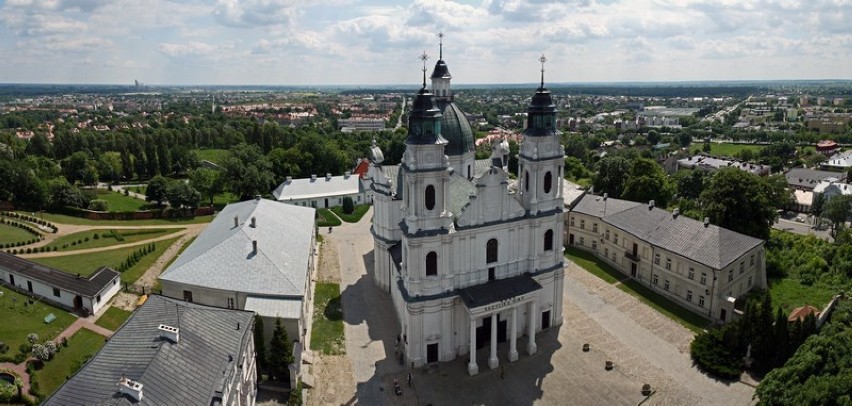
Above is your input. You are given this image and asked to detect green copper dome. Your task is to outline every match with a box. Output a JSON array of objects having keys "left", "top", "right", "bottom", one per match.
[{"left": 436, "top": 100, "right": 475, "bottom": 156}]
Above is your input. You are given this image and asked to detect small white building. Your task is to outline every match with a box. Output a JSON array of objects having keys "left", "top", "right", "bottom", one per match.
[
  {"left": 159, "top": 198, "right": 316, "bottom": 345},
  {"left": 823, "top": 150, "right": 852, "bottom": 170},
  {"left": 272, "top": 172, "right": 371, "bottom": 209},
  {"left": 0, "top": 251, "right": 120, "bottom": 315}
]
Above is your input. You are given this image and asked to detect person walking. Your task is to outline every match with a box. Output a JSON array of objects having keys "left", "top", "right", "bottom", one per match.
[
  {"left": 500, "top": 365, "right": 505, "bottom": 380},
  {"left": 407, "top": 372, "right": 412, "bottom": 387}
]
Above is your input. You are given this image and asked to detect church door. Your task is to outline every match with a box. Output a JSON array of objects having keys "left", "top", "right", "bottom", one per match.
[
  {"left": 541, "top": 310, "right": 551, "bottom": 330},
  {"left": 426, "top": 343, "right": 438, "bottom": 363},
  {"left": 497, "top": 315, "right": 508, "bottom": 343},
  {"left": 477, "top": 316, "right": 492, "bottom": 349}
]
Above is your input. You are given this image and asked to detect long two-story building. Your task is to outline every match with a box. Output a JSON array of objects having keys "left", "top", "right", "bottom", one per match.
[{"left": 567, "top": 193, "right": 767, "bottom": 322}]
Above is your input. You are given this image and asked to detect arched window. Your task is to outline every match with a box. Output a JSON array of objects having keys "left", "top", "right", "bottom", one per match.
[
  {"left": 544, "top": 229, "right": 554, "bottom": 251},
  {"left": 426, "top": 251, "right": 438, "bottom": 276},
  {"left": 544, "top": 171, "right": 553, "bottom": 194},
  {"left": 524, "top": 171, "right": 530, "bottom": 192},
  {"left": 486, "top": 239, "right": 498, "bottom": 264},
  {"left": 425, "top": 185, "right": 436, "bottom": 210}
]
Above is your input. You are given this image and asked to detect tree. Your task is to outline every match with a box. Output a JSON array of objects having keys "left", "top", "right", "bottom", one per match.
[
  {"left": 254, "top": 316, "right": 267, "bottom": 371},
  {"left": 699, "top": 167, "right": 779, "bottom": 239},
  {"left": 622, "top": 158, "right": 674, "bottom": 208},
  {"left": 673, "top": 169, "right": 706, "bottom": 200},
  {"left": 97, "top": 151, "right": 123, "bottom": 183},
  {"left": 145, "top": 175, "right": 169, "bottom": 206},
  {"left": 592, "top": 155, "right": 631, "bottom": 198},
  {"left": 811, "top": 192, "right": 826, "bottom": 227},
  {"left": 772, "top": 308, "right": 791, "bottom": 368},
  {"left": 268, "top": 318, "right": 293, "bottom": 382},
  {"left": 189, "top": 167, "right": 223, "bottom": 206},
  {"left": 823, "top": 195, "right": 852, "bottom": 239},
  {"left": 342, "top": 196, "right": 354, "bottom": 214},
  {"left": 165, "top": 181, "right": 201, "bottom": 212}
]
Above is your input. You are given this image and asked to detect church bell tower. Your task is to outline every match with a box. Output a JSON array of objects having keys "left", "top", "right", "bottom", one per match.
[
  {"left": 518, "top": 55, "right": 564, "bottom": 215},
  {"left": 401, "top": 52, "right": 453, "bottom": 234}
]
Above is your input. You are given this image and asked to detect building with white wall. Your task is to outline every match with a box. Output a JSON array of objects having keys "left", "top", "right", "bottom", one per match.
[
  {"left": 369, "top": 52, "right": 565, "bottom": 375},
  {"left": 45, "top": 295, "right": 257, "bottom": 406},
  {"left": 567, "top": 194, "right": 767, "bottom": 323},
  {"left": 0, "top": 251, "right": 120, "bottom": 315},
  {"left": 272, "top": 171, "right": 371, "bottom": 209},
  {"left": 159, "top": 198, "right": 315, "bottom": 346}
]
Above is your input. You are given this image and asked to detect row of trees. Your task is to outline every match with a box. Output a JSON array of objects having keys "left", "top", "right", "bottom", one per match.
[
  {"left": 590, "top": 153, "right": 790, "bottom": 240},
  {"left": 754, "top": 301, "right": 852, "bottom": 405},
  {"left": 690, "top": 291, "right": 817, "bottom": 379}
]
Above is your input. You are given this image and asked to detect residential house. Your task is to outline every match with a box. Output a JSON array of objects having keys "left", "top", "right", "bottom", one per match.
[
  {"left": 0, "top": 251, "right": 120, "bottom": 316},
  {"left": 272, "top": 171, "right": 371, "bottom": 209}
]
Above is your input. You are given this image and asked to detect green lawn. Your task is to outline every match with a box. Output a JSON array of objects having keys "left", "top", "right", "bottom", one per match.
[
  {"left": 316, "top": 208, "right": 342, "bottom": 227},
  {"left": 31, "top": 236, "right": 181, "bottom": 284},
  {"left": 566, "top": 248, "right": 624, "bottom": 284},
  {"left": 0, "top": 285, "right": 75, "bottom": 361},
  {"left": 193, "top": 148, "right": 230, "bottom": 164},
  {"left": 768, "top": 277, "right": 840, "bottom": 314},
  {"left": 706, "top": 143, "right": 765, "bottom": 158},
  {"left": 94, "top": 307, "right": 132, "bottom": 331},
  {"left": 31, "top": 328, "right": 106, "bottom": 399},
  {"left": 565, "top": 248, "right": 710, "bottom": 333},
  {"left": 0, "top": 223, "right": 37, "bottom": 246},
  {"left": 22, "top": 211, "right": 213, "bottom": 226},
  {"left": 94, "top": 190, "right": 152, "bottom": 212},
  {"left": 46, "top": 228, "right": 181, "bottom": 252},
  {"left": 310, "top": 283, "right": 345, "bottom": 355},
  {"left": 330, "top": 204, "right": 370, "bottom": 223},
  {"left": 211, "top": 192, "right": 240, "bottom": 211}
]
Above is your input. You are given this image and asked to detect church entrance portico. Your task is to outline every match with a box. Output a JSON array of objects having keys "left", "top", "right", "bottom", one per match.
[{"left": 461, "top": 275, "right": 542, "bottom": 376}]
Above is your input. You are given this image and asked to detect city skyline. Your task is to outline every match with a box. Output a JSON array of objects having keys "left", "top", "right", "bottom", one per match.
[{"left": 1, "top": 0, "right": 850, "bottom": 86}]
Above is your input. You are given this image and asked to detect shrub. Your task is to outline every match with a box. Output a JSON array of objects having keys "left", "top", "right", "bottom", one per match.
[
  {"left": 27, "top": 334, "right": 38, "bottom": 346},
  {"left": 93, "top": 234, "right": 99, "bottom": 240},
  {"left": 0, "top": 341, "right": 8, "bottom": 354},
  {"left": 87, "top": 199, "right": 109, "bottom": 212},
  {"left": 689, "top": 329, "right": 743, "bottom": 380},
  {"left": 342, "top": 196, "right": 355, "bottom": 215}
]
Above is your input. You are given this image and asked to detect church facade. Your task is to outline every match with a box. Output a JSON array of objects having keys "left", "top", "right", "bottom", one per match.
[{"left": 368, "top": 50, "right": 565, "bottom": 375}]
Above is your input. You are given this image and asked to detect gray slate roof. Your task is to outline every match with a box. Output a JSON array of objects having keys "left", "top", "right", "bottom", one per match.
[
  {"left": 159, "top": 198, "right": 315, "bottom": 297},
  {"left": 785, "top": 167, "right": 844, "bottom": 190},
  {"left": 603, "top": 205, "right": 764, "bottom": 269},
  {"left": 44, "top": 295, "right": 254, "bottom": 406},
  {"left": 272, "top": 173, "right": 362, "bottom": 201},
  {"left": 571, "top": 193, "right": 641, "bottom": 217},
  {"left": 0, "top": 251, "right": 118, "bottom": 297}
]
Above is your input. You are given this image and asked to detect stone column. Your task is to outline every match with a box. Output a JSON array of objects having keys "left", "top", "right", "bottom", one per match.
[
  {"left": 488, "top": 314, "right": 499, "bottom": 369},
  {"left": 509, "top": 306, "right": 519, "bottom": 362},
  {"left": 468, "top": 317, "right": 478, "bottom": 376},
  {"left": 527, "top": 300, "right": 538, "bottom": 355}
]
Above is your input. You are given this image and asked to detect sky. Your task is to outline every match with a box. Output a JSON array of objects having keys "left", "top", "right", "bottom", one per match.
[{"left": 0, "top": 0, "right": 850, "bottom": 86}]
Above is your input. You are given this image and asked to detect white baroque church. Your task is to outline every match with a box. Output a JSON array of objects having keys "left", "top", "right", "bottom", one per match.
[{"left": 367, "top": 47, "right": 565, "bottom": 375}]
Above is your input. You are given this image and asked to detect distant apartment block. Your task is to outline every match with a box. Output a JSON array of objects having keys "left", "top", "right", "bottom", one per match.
[
  {"left": 338, "top": 117, "right": 386, "bottom": 132},
  {"left": 805, "top": 113, "right": 851, "bottom": 134}
]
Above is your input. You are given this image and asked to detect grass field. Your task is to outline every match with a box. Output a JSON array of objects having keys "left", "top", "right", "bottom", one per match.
[
  {"left": 566, "top": 247, "right": 710, "bottom": 333},
  {"left": 310, "top": 283, "right": 345, "bottom": 355},
  {"left": 768, "top": 277, "right": 841, "bottom": 314},
  {"left": 193, "top": 148, "right": 230, "bottom": 164},
  {"left": 0, "top": 285, "right": 75, "bottom": 360},
  {"left": 316, "top": 208, "right": 342, "bottom": 227},
  {"left": 705, "top": 143, "right": 765, "bottom": 158},
  {"left": 212, "top": 192, "right": 240, "bottom": 210},
  {"left": 0, "top": 223, "right": 37, "bottom": 246},
  {"left": 22, "top": 211, "right": 213, "bottom": 226},
  {"left": 31, "top": 328, "right": 106, "bottom": 399},
  {"left": 32, "top": 236, "right": 181, "bottom": 284},
  {"left": 95, "top": 190, "right": 151, "bottom": 212},
  {"left": 46, "top": 229, "right": 181, "bottom": 252},
  {"left": 94, "top": 307, "right": 132, "bottom": 331},
  {"left": 330, "top": 204, "right": 370, "bottom": 223}
]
